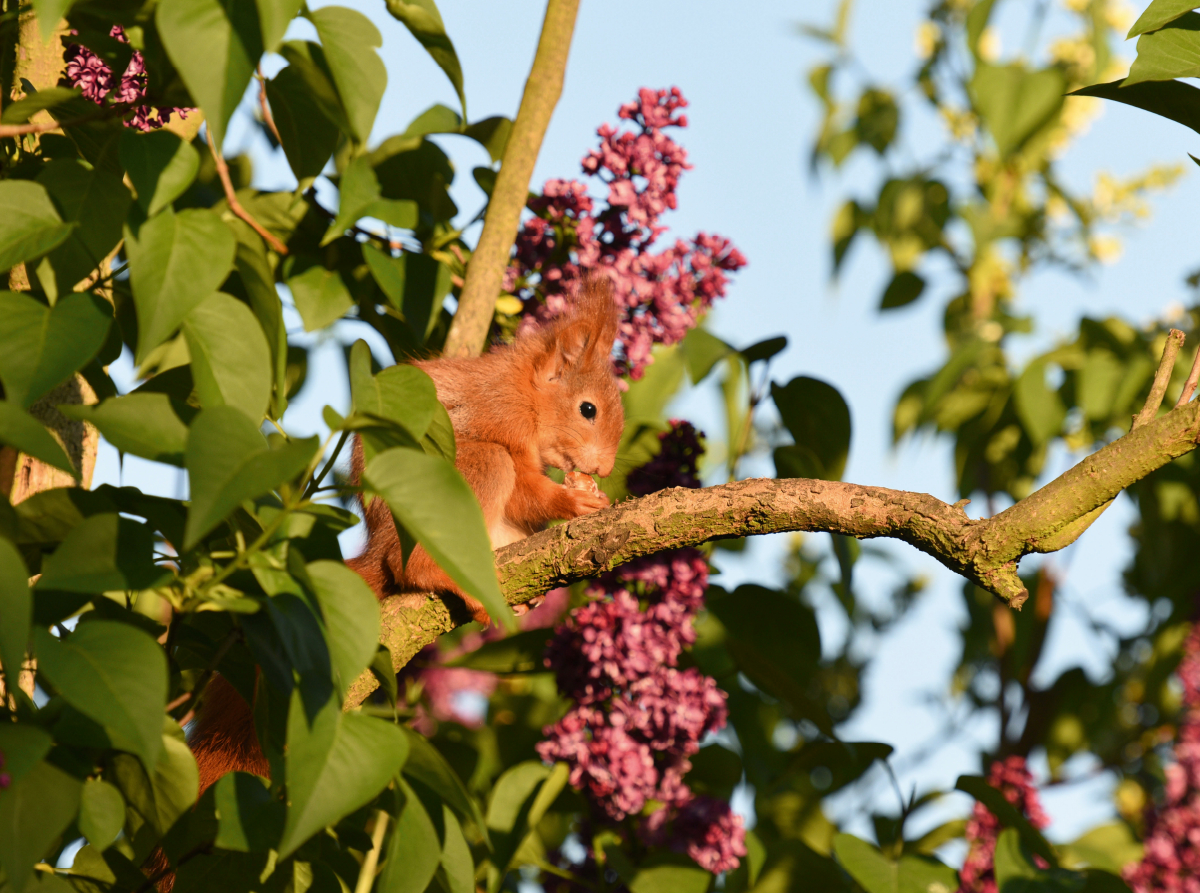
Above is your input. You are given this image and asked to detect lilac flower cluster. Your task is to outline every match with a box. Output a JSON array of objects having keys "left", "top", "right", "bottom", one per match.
[
  {"left": 959, "top": 756, "right": 1050, "bottom": 893},
  {"left": 1125, "top": 625, "right": 1200, "bottom": 893},
  {"left": 537, "top": 422, "right": 747, "bottom": 874},
  {"left": 63, "top": 26, "right": 188, "bottom": 131},
  {"left": 508, "top": 89, "right": 747, "bottom": 380}
]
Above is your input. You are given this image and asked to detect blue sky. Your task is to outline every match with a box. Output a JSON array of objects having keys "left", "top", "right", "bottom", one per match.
[{"left": 94, "top": 0, "right": 1200, "bottom": 847}]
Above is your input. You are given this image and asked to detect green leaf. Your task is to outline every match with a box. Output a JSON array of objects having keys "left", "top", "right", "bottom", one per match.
[
  {"left": 1130, "top": 0, "right": 1200, "bottom": 36},
  {"left": 1015, "top": 360, "right": 1066, "bottom": 447},
  {"left": 378, "top": 778, "right": 441, "bottom": 893},
  {"left": 349, "top": 341, "right": 439, "bottom": 441},
  {"left": 400, "top": 728, "right": 487, "bottom": 840},
  {"left": 120, "top": 129, "right": 201, "bottom": 218},
  {"left": 157, "top": 0, "right": 264, "bottom": 146},
  {"left": 0, "top": 539, "right": 30, "bottom": 695},
  {"left": 214, "top": 772, "right": 284, "bottom": 852},
  {"left": 707, "top": 584, "right": 827, "bottom": 729},
  {"left": 37, "top": 513, "right": 163, "bottom": 593},
  {"left": 1074, "top": 77, "right": 1200, "bottom": 134},
  {"left": 364, "top": 251, "right": 450, "bottom": 344},
  {"left": 448, "top": 628, "right": 552, "bottom": 673},
  {"left": 183, "top": 292, "right": 274, "bottom": 422},
  {"left": 438, "top": 805, "right": 475, "bottom": 893},
  {"left": 740, "top": 335, "right": 788, "bottom": 365},
  {"left": 184, "top": 406, "right": 320, "bottom": 547},
  {"left": 286, "top": 262, "right": 354, "bottom": 332},
  {"left": 1127, "top": 12, "right": 1200, "bottom": 84},
  {"left": 1, "top": 87, "right": 78, "bottom": 125},
  {"left": 0, "top": 291, "right": 110, "bottom": 408},
  {"left": 258, "top": 0, "right": 305, "bottom": 51},
  {"left": 0, "top": 761, "right": 82, "bottom": 893},
  {"left": 462, "top": 116, "right": 512, "bottom": 164},
  {"left": 832, "top": 834, "right": 959, "bottom": 893},
  {"left": 364, "top": 448, "right": 513, "bottom": 630},
  {"left": 325, "top": 158, "right": 379, "bottom": 241},
  {"left": 126, "top": 207, "right": 237, "bottom": 363},
  {"left": 403, "top": 103, "right": 462, "bottom": 138},
  {"left": 309, "top": 5, "right": 387, "bottom": 143},
  {"left": 279, "top": 690, "right": 409, "bottom": 858},
  {"left": 880, "top": 270, "right": 925, "bottom": 310},
  {"left": 306, "top": 560, "right": 381, "bottom": 695},
  {"left": 266, "top": 64, "right": 340, "bottom": 181},
  {"left": 0, "top": 180, "right": 74, "bottom": 274},
  {"left": 60, "top": 393, "right": 192, "bottom": 465},
  {"left": 35, "top": 620, "right": 167, "bottom": 768},
  {"left": 957, "top": 776, "right": 1058, "bottom": 867},
  {"left": 37, "top": 160, "right": 131, "bottom": 294},
  {"left": 384, "top": 0, "right": 466, "bottom": 117},
  {"left": 108, "top": 723, "right": 200, "bottom": 836},
  {"left": 0, "top": 726, "right": 51, "bottom": 788},
  {"left": 969, "top": 63, "right": 1066, "bottom": 157},
  {"left": 0, "top": 401, "right": 74, "bottom": 475},
  {"left": 486, "top": 761, "right": 553, "bottom": 884},
  {"left": 625, "top": 857, "right": 713, "bottom": 893},
  {"left": 79, "top": 778, "right": 125, "bottom": 850},
  {"left": 30, "top": 0, "right": 74, "bottom": 43},
  {"left": 681, "top": 328, "right": 733, "bottom": 385},
  {"left": 771, "top": 376, "right": 852, "bottom": 481}
]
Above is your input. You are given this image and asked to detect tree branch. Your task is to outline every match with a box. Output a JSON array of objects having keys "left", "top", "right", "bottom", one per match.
[
  {"left": 342, "top": 392, "right": 1200, "bottom": 708},
  {"left": 441, "top": 0, "right": 581, "bottom": 358}
]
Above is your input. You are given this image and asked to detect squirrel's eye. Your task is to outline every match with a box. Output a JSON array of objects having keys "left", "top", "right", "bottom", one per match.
[{"left": 579, "top": 401, "right": 597, "bottom": 420}]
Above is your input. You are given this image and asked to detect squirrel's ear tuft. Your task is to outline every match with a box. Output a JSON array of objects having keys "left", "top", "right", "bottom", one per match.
[{"left": 529, "top": 276, "right": 621, "bottom": 381}]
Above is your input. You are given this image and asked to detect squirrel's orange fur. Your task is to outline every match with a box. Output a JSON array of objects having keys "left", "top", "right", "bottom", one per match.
[
  {"left": 346, "top": 277, "right": 624, "bottom": 621},
  {"left": 180, "top": 280, "right": 624, "bottom": 860}
]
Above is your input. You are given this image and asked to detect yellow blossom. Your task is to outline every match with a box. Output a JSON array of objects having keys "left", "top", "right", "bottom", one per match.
[
  {"left": 1089, "top": 234, "right": 1123, "bottom": 264},
  {"left": 915, "top": 21, "right": 940, "bottom": 60},
  {"left": 1106, "top": 0, "right": 1137, "bottom": 33},
  {"left": 978, "top": 26, "right": 1001, "bottom": 62}
]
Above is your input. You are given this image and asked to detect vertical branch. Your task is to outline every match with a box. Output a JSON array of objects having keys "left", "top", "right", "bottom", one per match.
[{"left": 441, "top": 0, "right": 581, "bottom": 358}]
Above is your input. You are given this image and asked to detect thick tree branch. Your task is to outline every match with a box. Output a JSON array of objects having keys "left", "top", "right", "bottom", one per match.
[
  {"left": 441, "top": 0, "right": 580, "bottom": 358},
  {"left": 342, "top": 392, "right": 1200, "bottom": 708}
]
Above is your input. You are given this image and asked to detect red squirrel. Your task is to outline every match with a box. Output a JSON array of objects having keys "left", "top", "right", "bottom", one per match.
[
  {"left": 346, "top": 277, "right": 624, "bottom": 622},
  {"left": 184, "top": 279, "right": 625, "bottom": 812}
]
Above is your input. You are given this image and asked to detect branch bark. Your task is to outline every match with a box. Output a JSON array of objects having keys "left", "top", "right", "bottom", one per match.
[
  {"left": 441, "top": 0, "right": 580, "bottom": 358},
  {"left": 342, "top": 393, "right": 1200, "bottom": 708}
]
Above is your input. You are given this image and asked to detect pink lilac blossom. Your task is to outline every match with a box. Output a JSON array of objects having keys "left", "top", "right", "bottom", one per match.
[
  {"left": 1124, "top": 625, "right": 1200, "bottom": 893},
  {"left": 0, "top": 750, "right": 8, "bottom": 789},
  {"left": 509, "top": 89, "right": 746, "bottom": 380},
  {"left": 959, "top": 756, "right": 1050, "bottom": 893},
  {"left": 538, "top": 422, "right": 746, "bottom": 873},
  {"left": 62, "top": 26, "right": 189, "bottom": 131}
]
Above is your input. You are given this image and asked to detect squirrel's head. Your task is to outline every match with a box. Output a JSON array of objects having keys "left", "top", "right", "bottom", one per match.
[{"left": 525, "top": 279, "right": 624, "bottom": 477}]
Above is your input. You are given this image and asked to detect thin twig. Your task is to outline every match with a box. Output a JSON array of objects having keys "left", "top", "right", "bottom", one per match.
[
  {"left": 1177, "top": 340, "right": 1200, "bottom": 407},
  {"left": 0, "top": 106, "right": 108, "bottom": 138},
  {"left": 1134, "top": 328, "right": 1185, "bottom": 428},
  {"left": 353, "top": 810, "right": 389, "bottom": 893},
  {"left": 170, "top": 626, "right": 241, "bottom": 726},
  {"left": 304, "top": 430, "right": 350, "bottom": 500},
  {"left": 205, "top": 127, "right": 289, "bottom": 255},
  {"left": 257, "top": 66, "right": 282, "bottom": 146}
]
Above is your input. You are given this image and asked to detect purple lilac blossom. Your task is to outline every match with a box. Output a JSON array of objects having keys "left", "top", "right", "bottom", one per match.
[
  {"left": 959, "top": 756, "right": 1050, "bottom": 893},
  {"left": 538, "top": 422, "right": 747, "bottom": 873},
  {"left": 1124, "top": 625, "right": 1200, "bottom": 893},
  {"left": 62, "top": 25, "right": 189, "bottom": 131},
  {"left": 508, "top": 89, "right": 747, "bottom": 380}
]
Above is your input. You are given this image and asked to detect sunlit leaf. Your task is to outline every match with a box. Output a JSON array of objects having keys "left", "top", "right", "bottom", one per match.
[
  {"left": 0, "top": 291, "right": 110, "bottom": 408},
  {"left": 120, "top": 129, "right": 201, "bottom": 217},
  {"left": 183, "top": 292, "right": 274, "bottom": 422},
  {"left": 35, "top": 620, "right": 167, "bottom": 768},
  {"left": 0, "top": 761, "right": 82, "bottom": 893}
]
